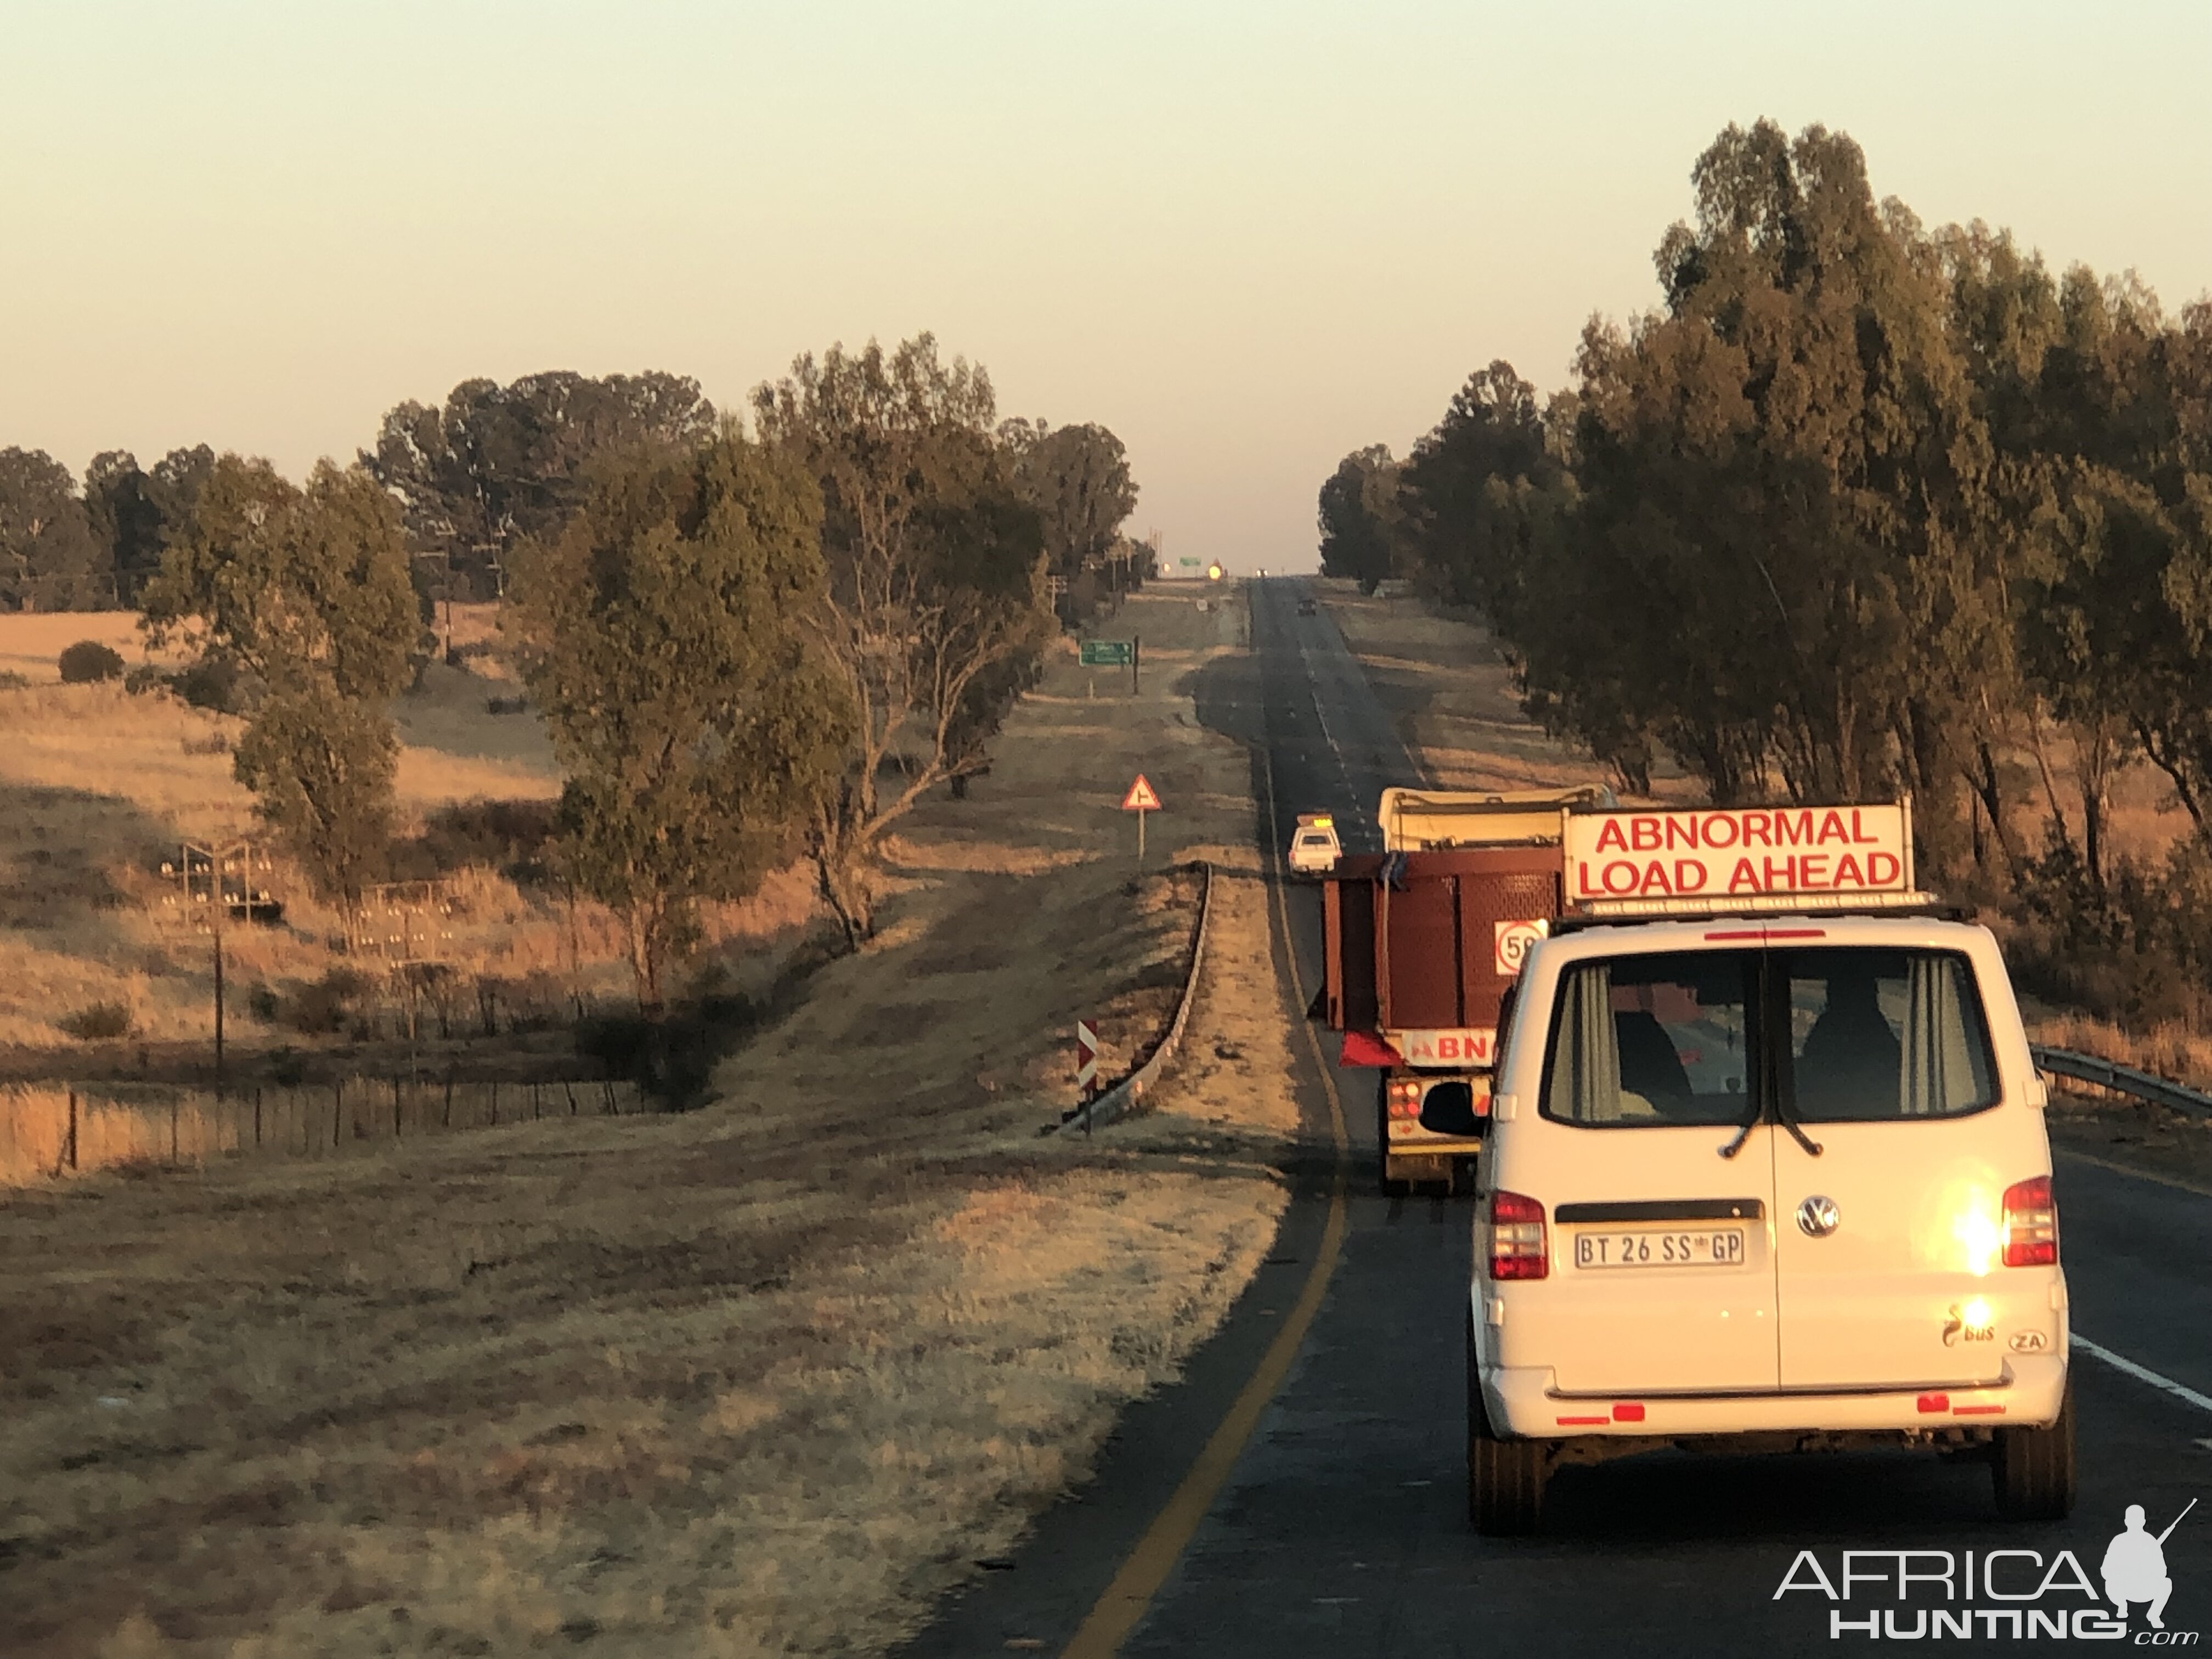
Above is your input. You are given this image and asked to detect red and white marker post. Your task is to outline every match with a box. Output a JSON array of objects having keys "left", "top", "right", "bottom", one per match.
[{"left": 1076, "top": 1019, "right": 1101, "bottom": 1133}]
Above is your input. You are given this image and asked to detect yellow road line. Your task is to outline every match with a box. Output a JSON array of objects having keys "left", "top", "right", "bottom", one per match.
[
  {"left": 2055, "top": 1144, "right": 2212, "bottom": 1202},
  {"left": 1059, "top": 743, "right": 1351, "bottom": 1659}
]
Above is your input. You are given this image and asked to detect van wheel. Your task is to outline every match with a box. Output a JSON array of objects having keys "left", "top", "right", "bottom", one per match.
[
  {"left": 1376, "top": 1088, "right": 1408, "bottom": 1198},
  {"left": 1992, "top": 1373, "right": 2075, "bottom": 1521},
  {"left": 1467, "top": 1312, "right": 1548, "bottom": 1534}
]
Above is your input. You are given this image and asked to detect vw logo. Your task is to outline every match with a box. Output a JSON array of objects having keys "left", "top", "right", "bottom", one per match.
[{"left": 1796, "top": 1195, "right": 1841, "bottom": 1238}]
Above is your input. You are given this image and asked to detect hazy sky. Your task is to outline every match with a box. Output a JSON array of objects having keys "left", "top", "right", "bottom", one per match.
[{"left": 5, "top": 2, "right": 2208, "bottom": 572}]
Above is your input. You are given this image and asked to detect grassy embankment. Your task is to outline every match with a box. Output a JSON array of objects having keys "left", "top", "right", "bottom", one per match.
[
  {"left": 1316, "top": 580, "right": 2212, "bottom": 1189},
  {"left": 0, "top": 586, "right": 1311, "bottom": 1657}
]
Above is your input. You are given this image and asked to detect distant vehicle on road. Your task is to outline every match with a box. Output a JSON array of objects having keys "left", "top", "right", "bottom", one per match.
[
  {"left": 1464, "top": 800, "right": 2073, "bottom": 1535},
  {"left": 1296, "top": 597, "right": 1317, "bottom": 616},
  {"left": 1286, "top": 814, "right": 1340, "bottom": 875}
]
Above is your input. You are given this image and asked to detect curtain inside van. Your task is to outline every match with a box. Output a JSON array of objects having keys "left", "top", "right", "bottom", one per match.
[
  {"left": 1548, "top": 963, "right": 1620, "bottom": 1122},
  {"left": 1900, "top": 953, "right": 1986, "bottom": 1116}
]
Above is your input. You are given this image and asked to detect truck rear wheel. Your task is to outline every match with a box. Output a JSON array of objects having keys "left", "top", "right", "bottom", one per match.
[
  {"left": 1467, "top": 1311, "right": 1548, "bottom": 1534},
  {"left": 1991, "top": 1372, "right": 2075, "bottom": 1521},
  {"left": 1376, "top": 1085, "right": 1409, "bottom": 1198}
]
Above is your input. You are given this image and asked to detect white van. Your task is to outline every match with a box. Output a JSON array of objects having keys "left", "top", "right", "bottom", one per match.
[{"left": 1468, "top": 909, "right": 2071, "bottom": 1533}]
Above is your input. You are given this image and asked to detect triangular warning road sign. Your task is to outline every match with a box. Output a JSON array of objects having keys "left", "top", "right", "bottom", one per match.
[{"left": 1120, "top": 774, "right": 1162, "bottom": 811}]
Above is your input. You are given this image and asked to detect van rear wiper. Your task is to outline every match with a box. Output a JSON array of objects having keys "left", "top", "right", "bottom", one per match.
[
  {"left": 1717, "top": 1102, "right": 1758, "bottom": 1159},
  {"left": 1776, "top": 1109, "right": 1824, "bottom": 1158},
  {"left": 1716, "top": 1097, "right": 1823, "bottom": 1159}
]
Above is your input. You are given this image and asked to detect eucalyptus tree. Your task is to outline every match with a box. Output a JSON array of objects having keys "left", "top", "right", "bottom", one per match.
[
  {"left": 141, "top": 457, "right": 419, "bottom": 917},
  {"left": 511, "top": 432, "right": 849, "bottom": 1008},
  {"left": 1317, "top": 444, "right": 1403, "bottom": 594},
  {"left": 0, "top": 448, "right": 99, "bottom": 612},
  {"left": 753, "top": 334, "right": 1052, "bottom": 944},
  {"left": 364, "top": 371, "right": 716, "bottom": 598},
  {"left": 1002, "top": 419, "right": 1139, "bottom": 583}
]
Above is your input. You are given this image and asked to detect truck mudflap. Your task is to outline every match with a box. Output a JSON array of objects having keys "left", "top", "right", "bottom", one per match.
[{"left": 1478, "top": 1356, "right": 2070, "bottom": 1440}]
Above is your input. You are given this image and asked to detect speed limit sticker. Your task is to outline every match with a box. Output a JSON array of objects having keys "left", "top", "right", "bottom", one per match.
[{"left": 1493, "top": 919, "right": 1550, "bottom": 978}]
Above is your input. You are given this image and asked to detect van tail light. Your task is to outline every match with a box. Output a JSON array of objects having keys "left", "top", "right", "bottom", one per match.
[
  {"left": 2000, "top": 1176, "right": 2057, "bottom": 1267},
  {"left": 1386, "top": 1078, "right": 1423, "bottom": 1119},
  {"left": 1488, "top": 1190, "right": 1548, "bottom": 1280}
]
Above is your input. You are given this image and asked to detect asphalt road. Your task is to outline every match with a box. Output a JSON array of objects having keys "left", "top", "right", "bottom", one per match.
[{"left": 906, "top": 577, "right": 2212, "bottom": 1657}]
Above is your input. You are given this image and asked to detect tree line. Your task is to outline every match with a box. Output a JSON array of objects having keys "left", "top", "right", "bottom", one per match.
[
  {"left": 1322, "top": 121, "right": 2212, "bottom": 1018},
  {"left": 40, "top": 335, "right": 1137, "bottom": 1010}
]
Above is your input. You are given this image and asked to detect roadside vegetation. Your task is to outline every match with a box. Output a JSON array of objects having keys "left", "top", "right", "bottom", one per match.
[
  {"left": 1, "top": 323, "right": 1312, "bottom": 1654},
  {"left": 0, "top": 589, "right": 1303, "bottom": 1657},
  {"left": 1321, "top": 117, "right": 2212, "bottom": 1071},
  {"left": 0, "top": 335, "right": 1154, "bottom": 1101}
]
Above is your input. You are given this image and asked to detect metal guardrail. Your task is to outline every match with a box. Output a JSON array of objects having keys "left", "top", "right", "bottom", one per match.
[
  {"left": 1053, "top": 861, "right": 1215, "bottom": 1136},
  {"left": 2033, "top": 1044, "right": 2212, "bottom": 1121}
]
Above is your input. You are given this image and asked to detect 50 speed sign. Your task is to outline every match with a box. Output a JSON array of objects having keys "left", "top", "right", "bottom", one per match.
[{"left": 1493, "top": 918, "right": 1549, "bottom": 978}]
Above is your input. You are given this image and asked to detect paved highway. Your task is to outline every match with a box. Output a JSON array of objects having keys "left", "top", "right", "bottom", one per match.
[{"left": 907, "top": 577, "right": 2212, "bottom": 1656}]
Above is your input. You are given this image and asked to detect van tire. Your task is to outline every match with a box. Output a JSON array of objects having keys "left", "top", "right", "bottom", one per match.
[
  {"left": 1991, "top": 1373, "right": 2075, "bottom": 1521},
  {"left": 1376, "top": 1088, "right": 1409, "bottom": 1198},
  {"left": 1467, "top": 1313, "right": 1547, "bottom": 1534}
]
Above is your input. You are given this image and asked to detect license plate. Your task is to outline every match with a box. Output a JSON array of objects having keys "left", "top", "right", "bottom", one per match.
[{"left": 1573, "top": 1228, "right": 1746, "bottom": 1268}]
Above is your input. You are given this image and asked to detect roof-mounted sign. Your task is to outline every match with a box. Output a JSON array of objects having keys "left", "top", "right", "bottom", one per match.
[{"left": 1564, "top": 802, "right": 1917, "bottom": 912}]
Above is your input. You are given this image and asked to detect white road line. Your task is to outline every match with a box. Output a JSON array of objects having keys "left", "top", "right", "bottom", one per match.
[{"left": 2074, "top": 1335, "right": 2212, "bottom": 1416}]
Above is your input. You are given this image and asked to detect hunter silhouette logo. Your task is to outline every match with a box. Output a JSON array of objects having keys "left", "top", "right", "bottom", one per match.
[{"left": 2105, "top": 1499, "right": 2193, "bottom": 1630}]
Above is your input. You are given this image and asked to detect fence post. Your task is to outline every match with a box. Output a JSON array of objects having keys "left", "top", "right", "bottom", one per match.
[
  {"left": 334, "top": 1080, "right": 343, "bottom": 1150},
  {"left": 489, "top": 1081, "right": 498, "bottom": 1125},
  {"left": 67, "top": 1090, "right": 79, "bottom": 1172},
  {"left": 532, "top": 1081, "right": 541, "bottom": 1121},
  {"left": 444, "top": 1069, "right": 454, "bottom": 1130}
]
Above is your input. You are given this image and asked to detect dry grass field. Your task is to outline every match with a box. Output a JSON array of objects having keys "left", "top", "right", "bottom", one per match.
[
  {"left": 0, "top": 588, "right": 1308, "bottom": 1657},
  {"left": 0, "top": 612, "right": 633, "bottom": 1058},
  {"left": 0, "top": 612, "right": 189, "bottom": 685}
]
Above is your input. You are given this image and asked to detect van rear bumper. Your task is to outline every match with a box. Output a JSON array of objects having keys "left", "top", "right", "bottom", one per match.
[{"left": 1485, "top": 1353, "right": 2069, "bottom": 1440}]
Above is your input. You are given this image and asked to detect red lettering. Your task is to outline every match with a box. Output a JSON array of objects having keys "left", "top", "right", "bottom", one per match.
[
  {"left": 1799, "top": 853, "right": 1830, "bottom": 887},
  {"left": 1742, "top": 812, "right": 1771, "bottom": 848},
  {"left": 1666, "top": 817, "right": 1699, "bottom": 850},
  {"left": 1631, "top": 818, "right": 1661, "bottom": 851},
  {"left": 1574, "top": 859, "right": 1601, "bottom": 897},
  {"left": 1642, "top": 860, "right": 1673, "bottom": 894},
  {"left": 1852, "top": 808, "right": 1877, "bottom": 844},
  {"left": 1867, "top": 851, "right": 1901, "bottom": 885},
  {"left": 1726, "top": 857, "right": 1760, "bottom": 892},
  {"left": 1675, "top": 859, "right": 1709, "bottom": 893},
  {"left": 1602, "top": 860, "right": 1641, "bottom": 895},
  {"left": 1817, "top": 810, "right": 1849, "bottom": 845},
  {"left": 1705, "top": 814, "right": 1739, "bottom": 848},
  {"left": 1596, "top": 820, "right": 1628, "bottom": 852},
  {"left": 1834, "top": 853, "right": 1865, "bottom": 887},
  {"left": 1775, "top": 810, "right": 1814, "bottom": 848},
  {"left": 1438, "top": 1036, "right": 1460, "bottom": 1059},
  {"left": 1762, "top": 856, "right": 1797, "bottom": 889}
]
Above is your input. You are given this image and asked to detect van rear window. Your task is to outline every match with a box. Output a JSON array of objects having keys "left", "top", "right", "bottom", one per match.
[
  {"left": 1540, "top": 947, "right": 1998, "bottom": 1127},
  {"left": 1541, "top": 950, "right": 1756, "bottom": 1126},
  {"left": 1781, "top": 948, "right": 1996, "bottom": 1121}
]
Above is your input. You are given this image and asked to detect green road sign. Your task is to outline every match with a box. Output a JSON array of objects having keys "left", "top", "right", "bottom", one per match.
[
  {"left": 1178, "top": 557, "right": 1201, "bottom": 567},
  {"left": 1080, "top": 639, "right": 1135, "bottom": 667}
]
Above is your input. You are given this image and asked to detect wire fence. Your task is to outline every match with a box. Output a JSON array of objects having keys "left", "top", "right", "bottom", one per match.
[{"left": 1, "top": 1072, "right": 642, "bottom": 1186}]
